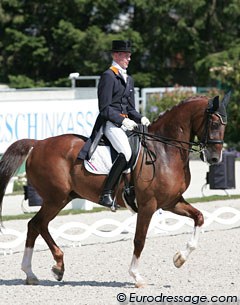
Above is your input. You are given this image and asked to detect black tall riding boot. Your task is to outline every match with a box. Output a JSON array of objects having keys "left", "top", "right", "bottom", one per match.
[{"left": 99, "top": 153, "right": 127, "bottom": 210}]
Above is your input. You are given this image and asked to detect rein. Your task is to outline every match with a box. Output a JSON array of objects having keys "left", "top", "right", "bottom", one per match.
[
  {"left": 131, "top": 128, "right": 202, "bottom": 183},
  {"left": 132, "top": 129, "right": 203, "bottom": 153},
  {"left": 131, "top": 97, "right": 227, "bottom": 180},
  {"left": 133, "top": 104, "right": 226, "bottom": 154}
]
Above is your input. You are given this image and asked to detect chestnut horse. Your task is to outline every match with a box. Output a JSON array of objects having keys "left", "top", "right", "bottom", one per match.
[{"left": 0, "top": 93, "right": 230, "bottom": 287}]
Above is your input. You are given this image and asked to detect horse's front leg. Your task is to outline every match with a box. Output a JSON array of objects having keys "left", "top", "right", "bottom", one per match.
[
  {"left": 129, "top": 201, "right": 157, "bottom": 288},
  {"left": 173, "top": 225, "right": 201, "bottom": 268},
  {"left": 168, "top": 198, "right": 204, "bottom": 268}
]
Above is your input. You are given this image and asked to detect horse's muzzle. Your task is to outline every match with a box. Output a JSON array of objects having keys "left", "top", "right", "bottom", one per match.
[
  {"left": 200, "top": 150, "right": 222, "bottom": 165},
  {"left": 208, "top": 156, "right": 220, "bottom": 164}
]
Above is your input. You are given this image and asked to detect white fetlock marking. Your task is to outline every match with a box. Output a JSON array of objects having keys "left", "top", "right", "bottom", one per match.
[
  {"left": 21, "top": 247, "right": 37, "bottom": 280},
  {"left": 187, "top": 240, "right": 197, "bottom": 251},
  {"left": 129, "top": 254, "right": 146, "bottom": 287},
  {"left": 173, "top": 226, "right": 201, "bottom": 267},
  {"left": 185, "top": 225, "right": 200, "bottom": 257}
]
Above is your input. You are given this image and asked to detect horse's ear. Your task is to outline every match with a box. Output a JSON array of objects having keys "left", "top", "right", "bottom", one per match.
[
  {"left": 216, "top": 91, "right": 231, "bottom": 124},
  {"left": 221, "top": 90, "right": 231, "bottom": 107},
  {"left": 209, "top": 95, "right": 219, "bottom": 112}
]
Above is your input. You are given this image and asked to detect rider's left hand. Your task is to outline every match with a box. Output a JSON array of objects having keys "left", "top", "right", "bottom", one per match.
[{"left": 141, "top": 116, "right": 150, "bottom": 126}]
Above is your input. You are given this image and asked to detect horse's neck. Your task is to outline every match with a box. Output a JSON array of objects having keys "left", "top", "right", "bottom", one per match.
[
  {"left": 150, "top": 109, "right": 191, "bottom": 142},
  {"left": 149, "top": 99, "right": 207, "bottom": 142}
]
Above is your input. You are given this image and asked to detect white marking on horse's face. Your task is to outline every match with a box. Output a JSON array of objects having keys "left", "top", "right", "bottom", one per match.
[{"left": 204, "top": 147, "right": 223, "bottom": 165}]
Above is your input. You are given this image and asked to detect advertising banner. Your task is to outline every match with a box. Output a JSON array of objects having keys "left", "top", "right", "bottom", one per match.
[{"left": 0, "top": 98, "right": 98, "bottom": 153}]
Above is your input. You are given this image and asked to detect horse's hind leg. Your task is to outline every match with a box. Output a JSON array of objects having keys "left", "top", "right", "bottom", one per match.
[
  {"left": 22, "top": 203, "right": 65, "bottom": 284},
  {"left": 21, "top": 223, "right": 40, "bottom": 285},
  {"left": 168, "top": 198, "right": 204, "bottom": 268}
]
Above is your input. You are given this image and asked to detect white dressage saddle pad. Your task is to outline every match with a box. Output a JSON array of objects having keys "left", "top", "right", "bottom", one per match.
[{"left": 84, "top": 146, "right": 136, "bottom": 175}]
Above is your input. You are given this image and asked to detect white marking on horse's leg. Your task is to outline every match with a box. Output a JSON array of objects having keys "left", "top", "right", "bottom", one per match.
[
  {"left": 129, "top": 254, "right": 146, "bottom": 288},
  {"left": 173, "top": 226, "right": 201, "bottom": 268},
  {"left": 21, "top": 247, "right": 39, "bottom": 285}
]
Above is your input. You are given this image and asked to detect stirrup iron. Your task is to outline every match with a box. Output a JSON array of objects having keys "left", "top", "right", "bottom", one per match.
[{"left": 99, "top": 192, "right": 119, "bottom": 212}]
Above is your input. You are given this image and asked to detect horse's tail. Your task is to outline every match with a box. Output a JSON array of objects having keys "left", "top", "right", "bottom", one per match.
[{"left": 0, "top": 139, "right": 37, "bottom": 220}]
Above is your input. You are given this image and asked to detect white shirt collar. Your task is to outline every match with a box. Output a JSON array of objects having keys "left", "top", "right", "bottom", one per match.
[{"left": 112, "top": 61, "right": 127, "bottom": 74}]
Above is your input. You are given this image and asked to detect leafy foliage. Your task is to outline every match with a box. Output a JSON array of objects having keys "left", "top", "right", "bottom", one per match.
[
  {"left": 0, "top": 0, "right": 240, "bottom": 146},
  {"left": 196, "top": 46, "right": 240, "bottom": 150},
  {"left": 1, "top": 0, "right": 240, "bottom": 88},
  {"left": 145, "top": 85, "right": 196, "bottom": 122}
]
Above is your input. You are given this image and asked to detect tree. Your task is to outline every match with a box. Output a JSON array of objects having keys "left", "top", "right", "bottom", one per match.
[
  {"left": 196, "top": 47, "right": 240, "bottom": 150},
  {"left": 1, "top": 0, "right": 239, "bottom": 146},
  {"left": 1, "top": 0, "right": 240, "bottom": 90},
  {"left": 0, "top": 0, "right": 138, "bottom": 86},
  {"left": 130, "top": 0, "right": 240, "bottom": 87}
]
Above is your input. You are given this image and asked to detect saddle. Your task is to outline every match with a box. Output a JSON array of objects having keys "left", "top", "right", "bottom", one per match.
[
  {"left": 84, "top": 125, "right": 145, "bottom": 172},
  {"left": 81, "top": 125, "right": 147, "bottom": 213}
]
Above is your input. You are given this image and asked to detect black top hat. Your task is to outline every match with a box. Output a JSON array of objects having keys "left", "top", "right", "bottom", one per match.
[{"left": 110, "top": 40, "right": 132, "bottom": 53}]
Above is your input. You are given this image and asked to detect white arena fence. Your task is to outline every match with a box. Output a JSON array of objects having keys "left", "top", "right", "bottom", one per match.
[{"left": 1, "top": 207, "right": 240, "bottom": 255}]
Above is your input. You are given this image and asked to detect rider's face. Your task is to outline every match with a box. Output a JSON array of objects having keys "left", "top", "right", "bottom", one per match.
[{"left": 114, "top": 52, "right": 131, "bottom": 69}]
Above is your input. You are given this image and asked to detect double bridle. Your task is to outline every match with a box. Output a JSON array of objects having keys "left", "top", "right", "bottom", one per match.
[
  {"left": 133, "top": 106, "right": 226, "bottom": 155},
  {"left": 200, "top": 108, "right": 226, "bottom": 147}
]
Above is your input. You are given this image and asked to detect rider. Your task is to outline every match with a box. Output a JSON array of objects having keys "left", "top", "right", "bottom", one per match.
[{"left": 78, "top": 40, "right": 150, "bottom": 209}]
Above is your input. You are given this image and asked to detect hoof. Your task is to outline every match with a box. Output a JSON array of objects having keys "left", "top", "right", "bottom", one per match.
[
  {"left": 25, "top": 276, "right": 39, "bottom": 285},
  {"left": 173, "top": 251, "right": 186, "bottom": 268},
  {"left": 51, "top": 265, "right": 64, "bottom": 281}
]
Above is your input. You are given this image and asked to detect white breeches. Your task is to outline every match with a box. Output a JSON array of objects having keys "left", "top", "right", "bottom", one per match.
[{"left": 104, "top": 121, "right": 132, "bottom": 162}]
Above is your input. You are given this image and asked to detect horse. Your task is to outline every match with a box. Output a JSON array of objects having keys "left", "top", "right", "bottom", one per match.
[{"left": 0, "top": 92, "right": 230, "bottom": 287}]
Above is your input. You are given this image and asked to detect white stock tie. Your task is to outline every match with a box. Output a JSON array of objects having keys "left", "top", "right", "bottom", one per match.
[{"left": 120, "top": 69, "right": 128, "bottom": 82}]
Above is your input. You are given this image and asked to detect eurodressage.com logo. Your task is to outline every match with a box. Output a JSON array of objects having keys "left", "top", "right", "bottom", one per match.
[{"left": 116, "top": 292, "right": 239, "bottom": 305}]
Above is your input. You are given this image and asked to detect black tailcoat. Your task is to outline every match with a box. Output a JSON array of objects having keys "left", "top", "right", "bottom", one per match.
[{"left": 78, "top": 66, "right": 142, "bottom": 160}]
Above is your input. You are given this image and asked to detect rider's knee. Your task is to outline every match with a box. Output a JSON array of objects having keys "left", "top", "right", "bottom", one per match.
[{"left": 123, "top": 149, "right": 132, "bottom": 162}]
